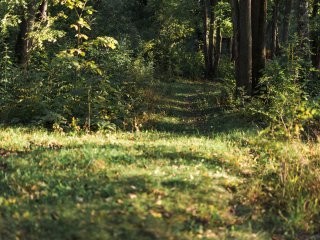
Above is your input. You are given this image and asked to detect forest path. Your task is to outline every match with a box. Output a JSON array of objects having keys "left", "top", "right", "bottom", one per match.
[
  {"left": 137, "top": 78, "right": 270, "bottom": 239},
  {"left": 0, "top": 79, "right": 268, "bottom": 240},
  {"left": 143, "top": 78, "right": 251, "bottom": 135},
  {"left": 142, "top": 79, "right": 219, "bottom": 134}
]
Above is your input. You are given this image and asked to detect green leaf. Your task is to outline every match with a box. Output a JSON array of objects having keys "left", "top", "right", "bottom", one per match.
[{"left": 77, "top": 18, "right": 91, "bottom": 30}]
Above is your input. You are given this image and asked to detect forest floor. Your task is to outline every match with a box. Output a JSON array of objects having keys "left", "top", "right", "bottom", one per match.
[{"left": 0, "top": 79, "right": 301, "bottom": 239}]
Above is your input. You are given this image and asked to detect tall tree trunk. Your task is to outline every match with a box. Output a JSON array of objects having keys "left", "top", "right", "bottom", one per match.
[
  {"left": 281, "top": 0, "right": 293, "bottom": 44},
  {"left": 311, "top": 0, "right": 320, "bottom": 69},
  {"left": 230, "top": 0, "right": 240, "bottom": 84},
  {"left": 238, "top": 0, "right": 252, "bottom": 95},
  {"left": 252, "top": 0, "right": 267, "bottom": 93},
  {"left": 227, "top": 37, "right": 233, "bottom": 59},
  {"left": 201, "top": 0, "right": 210, "bottom": 78},
  {"left": 270, "top": 0, "right": 279, "bottom": 58},
  {"left": 296, "top": 0, "right": 310, "bottom": 60},
  {"left": 15, "top": 0, "right": 47, "bottom": 68},
  {"left": 15, "top": 4, "right": 36, "bottom": 67},
  {"left": 208, "top": 0, "right": 215, "bottom": 78},
  {"left": 213, "top": 25, "right": 222, "bottom": 77},
  {"left": 202, "top": 0, "right": 217, "bottom": 79}
]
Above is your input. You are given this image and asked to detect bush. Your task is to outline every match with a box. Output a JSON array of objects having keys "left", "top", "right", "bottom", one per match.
[{"left": 248, "top": 57, "right": 319, "bottom": 139}]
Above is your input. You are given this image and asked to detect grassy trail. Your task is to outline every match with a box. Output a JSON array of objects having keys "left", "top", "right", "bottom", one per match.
[{"left": 0, "top": 79, "right": 269, "bottom": 239}]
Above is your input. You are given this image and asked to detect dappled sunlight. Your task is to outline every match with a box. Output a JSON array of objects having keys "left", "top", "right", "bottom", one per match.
[
  {"left": 138, "top": 79, "right": 255, "bottom": 137},
  {"left": 0, "top": 0, "right": 318, "bottom": 237},
  {"left": 0, "top": 121, "right": 265, "bottom": 239},
  {"left": 5, "top": 77, "right": 307, "bottom": 239}
]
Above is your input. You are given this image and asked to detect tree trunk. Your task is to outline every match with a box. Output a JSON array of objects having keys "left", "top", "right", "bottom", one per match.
[
  {"left": 230, "top": 0, "right": 240, "bottom": 84},
  {"left": 296, "top": 0, "right": 310, "bottom": 60},
  {"left": 281, "top": 0, "right": 293, "bottom": 44},
  {"left": 227, "top": 37, "right": 232, "bottom": 59},
  {"left": 36, "top": 0, "right": 48, "bottom": 21},
  {"left": 311, "top": 0, "right": 320, "bottom": 69},
  {"left": 201, "top": 0, "right": 210, "bottom": 78},
  {"left": 15, "top": 3, "right": 36, "bottom": 67},
  {"left": 252, "top": 0, "right": 267, "bottom": 93},
  {"left": 208, "top": 0, "right": 217, "bottom": 79},
  {"left": 202, "top": 0, "right": 217, "bottom": 79},
  {"left": 15, "top": 0, "right": 47, "bottom": 68},
  {"left": 270, "top": 0, "right": 279, "bottom": 58},
  {"left": 213, "top": 25, "right": 222, "bottom": 77},
  {"left": 208, "top": 0, "right": 215, "bottom": 78},
  {"left": 238, "top": 0, "right": 252, "bottom": 95}
]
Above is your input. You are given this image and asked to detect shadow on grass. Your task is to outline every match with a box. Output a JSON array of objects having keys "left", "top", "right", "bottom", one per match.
[
  {"left": 0, "top": 177, "right": 176, "bottom": 239},
  {"left": 0, "top": 79, "right": 265, "bottom": 239},
  {"left": 143, "top": 80, "right": 257, "bottom": 137},
  {"left": 0, "top": 141, "right": 242, "bottom": 240}
]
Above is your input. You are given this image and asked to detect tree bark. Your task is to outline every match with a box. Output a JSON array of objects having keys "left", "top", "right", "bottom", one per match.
[
  {"left": 201, "top": 0, "right": 217, "bottom": 79},
  {"left": 230, "top": 0, "right": 240, "bottom": 84},
  {"left": 281, "top": 0, "right": 293, "bottom": 44},
  {"left": 252, "top": 0, "right": 267, "bottom": 93},
  {"left": 208, "top": 0, "right": 216, "bottom": 78},
  {"left": 270, "top": 0, "right": 279, "bottom": 58},
  {"left": 238, "top": 0, "right": 252, "bottom": 95},
  {"left": 296, "top": 0, "right": 310, "bottom": 60},
  {"left": 201, "top": 0, "right": 210, "bottom": 78},
  {"left": 15, "top": 0, "right": 47, "bottom": 68},
  {"left": 15, "top": 3, "right": 36, "bottom": 67},
  {"left": 213, "top": 25, "right": 222, "bottom": 77},
  {"left": 36, "top": 0, "right": 48, "bottom": 21},
  {"left": 311, "top": 0, "right": 320, "bottom": 69}
]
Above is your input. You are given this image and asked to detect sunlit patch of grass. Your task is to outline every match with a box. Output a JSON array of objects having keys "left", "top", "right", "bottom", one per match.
[
  {"left": 2, "top": 78, "right": 318, "bottom": 239},
  {"left": 0, "top": 125, "right": 264, "bottom": 239}
]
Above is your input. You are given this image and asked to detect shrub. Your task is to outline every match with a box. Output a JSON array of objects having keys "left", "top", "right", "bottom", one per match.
[{"left": 248, "top": 57, "right": 319, "bottom": 139}]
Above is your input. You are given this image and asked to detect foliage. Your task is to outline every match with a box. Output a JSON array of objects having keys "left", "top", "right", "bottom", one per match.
[
  {"left": 248, "top": 55, "right": 319, "bottom": 139},
  {"left": 0, "top": 1, "right": 320, "bottom": 239},
  {"left": 0, "top": 0, "right": 154, "bottom": 132}
]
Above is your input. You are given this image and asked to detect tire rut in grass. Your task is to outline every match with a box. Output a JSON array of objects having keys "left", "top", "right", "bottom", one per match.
[{"left": 182, "top": 90, "right": 212, "bottom": 134}]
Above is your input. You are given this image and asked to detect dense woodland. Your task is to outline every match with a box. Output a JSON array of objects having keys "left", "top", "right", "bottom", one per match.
[
  {"left": 0, "top": 0, "right": 318, "bottom": 131},
  {"left": 0, "top": 0, "right": 320, "bottom": 239}
]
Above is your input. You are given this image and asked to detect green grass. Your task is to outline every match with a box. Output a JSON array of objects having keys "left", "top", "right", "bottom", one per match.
[
  {"left": 1, "top": 128, "right": 265, "bottom": 239},
  {"left": 1, "top": 79, "right": 319, "bottom": 239}
]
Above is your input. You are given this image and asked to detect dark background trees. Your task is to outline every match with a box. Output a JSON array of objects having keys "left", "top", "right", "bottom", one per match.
[{"left": 0, "top": 0, "right": 319, "bottom": 128}]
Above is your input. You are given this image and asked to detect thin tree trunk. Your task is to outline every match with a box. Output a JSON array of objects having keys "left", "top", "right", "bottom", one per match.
[
  {"left": 208, "top": 0, "right": 215, "bottom": 78},
  {"left": 230, "top": 0, "right": 240, "bottom": 84},
  {"left": 228, "top": 37, "right": 232, "bottom": 59},
  {"left": 281, "top": 0, "right": 293, "bottom": 44},
  {"left": 213, "top": 25, "right": 222, "bottom": 77},
  {"left": 297, "top": 0, "right": 310, "bottom": 60},
  {"left": 311, "top": 0, "right": 320, "bottom": 69},
  {"left": 238, "top": 0, "right": 252, "bottom": 95},
  {"left": 201, "top": 0, "right": 210, "bottom": 78},
  {"left": 270, "top": 0, "right": 279, "bottom": 58},
  {"left": 202, "top": 0, "right": 217, "bottom": 79}
]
